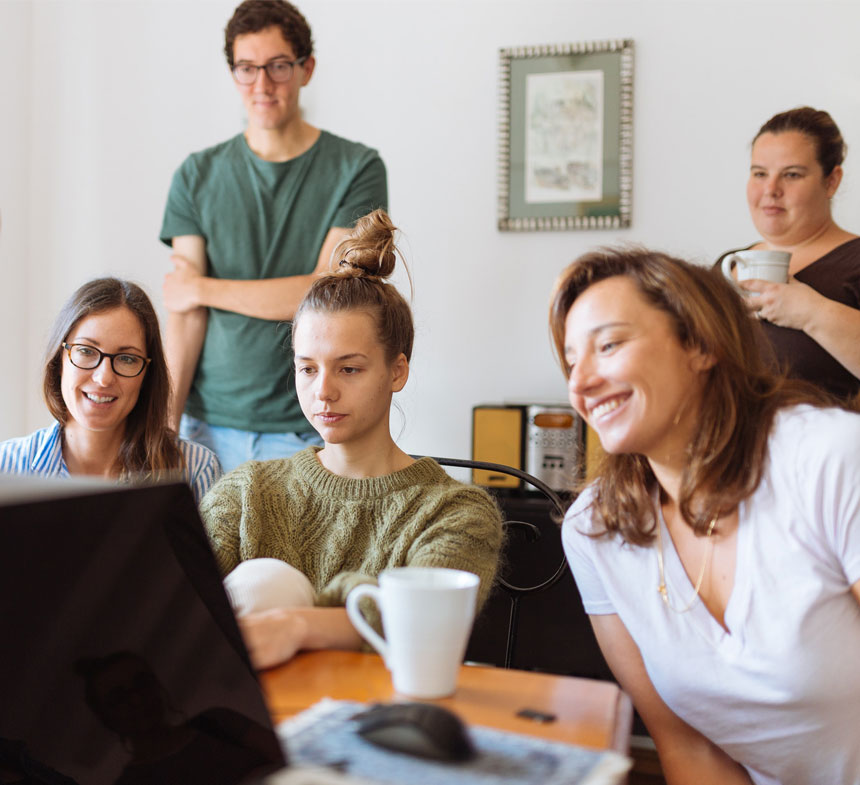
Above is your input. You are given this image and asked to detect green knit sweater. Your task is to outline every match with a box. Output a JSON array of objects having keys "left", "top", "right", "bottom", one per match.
[{"left": 200, "top": 447, "right": 503, "bottom": 617}]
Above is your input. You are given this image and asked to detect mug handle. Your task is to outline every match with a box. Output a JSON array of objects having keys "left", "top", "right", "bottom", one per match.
[
  {"left": 721, "top": 252, "right": 742, "bottom": 281},
  {"left": 345, "top": 584, "right": 388, "bottom": 662}
]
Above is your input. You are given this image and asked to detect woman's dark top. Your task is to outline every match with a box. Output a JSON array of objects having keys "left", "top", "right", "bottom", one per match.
[{"left": 716, "top": 238, "right": 860, "bottom": 399}]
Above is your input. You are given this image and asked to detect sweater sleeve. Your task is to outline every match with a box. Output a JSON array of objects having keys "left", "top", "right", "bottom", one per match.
[
  {"left": 403, "top": 486, "right": 503, "bottom": 612},
  {"left": 315, "top": 484, "right": 503, "bottom": 617},
  {"left": 199, "top": 468, "right": 249, "bottom": 577}
]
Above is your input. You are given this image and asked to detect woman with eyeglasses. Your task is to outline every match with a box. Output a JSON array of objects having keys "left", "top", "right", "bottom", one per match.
[{"left": 0, "top": 278, "right": 220, "bottom": 502}]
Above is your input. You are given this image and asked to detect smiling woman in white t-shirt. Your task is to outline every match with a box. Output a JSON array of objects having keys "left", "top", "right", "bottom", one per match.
[{"left": 549, "top": 247, "right": 860, "bottom": 785}]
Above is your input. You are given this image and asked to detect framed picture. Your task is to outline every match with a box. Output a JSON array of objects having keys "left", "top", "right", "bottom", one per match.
[{"left": 498, "top": 39, "right": 634, "bottom": 231}]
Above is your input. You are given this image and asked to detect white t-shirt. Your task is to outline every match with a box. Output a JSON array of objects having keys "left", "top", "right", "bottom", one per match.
[{"left": 563, "top": 405, "right": 860, "bottom": 785}]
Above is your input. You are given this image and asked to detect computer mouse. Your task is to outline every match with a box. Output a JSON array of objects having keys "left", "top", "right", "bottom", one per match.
[{"left": 353, "top": 702, "right": 477, "bottom": 762}]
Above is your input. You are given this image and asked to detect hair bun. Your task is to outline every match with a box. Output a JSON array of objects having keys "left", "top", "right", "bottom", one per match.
[
  {"left": 334, "top": 209, "right": 398, "bottom": 279},
  {"left": 337, "top": 259, "right": 377, "bottom": 277}
]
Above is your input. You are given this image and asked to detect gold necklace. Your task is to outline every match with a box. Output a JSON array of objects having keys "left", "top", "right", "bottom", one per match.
[{"left": 656, "top": 514, "right": 717, "bottom": 614}]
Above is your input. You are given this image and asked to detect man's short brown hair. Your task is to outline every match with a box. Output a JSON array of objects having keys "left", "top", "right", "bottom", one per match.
[{"left": 224, "top": 0, "right": 313, "bottom": 67}]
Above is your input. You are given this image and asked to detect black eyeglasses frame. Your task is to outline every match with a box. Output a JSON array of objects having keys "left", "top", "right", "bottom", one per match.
[
  {"left": 61, "top": 342, "right": 151, "bottom": 378},
  {"left": 231, "top": 56, "right": 308, "bottom": 85}
]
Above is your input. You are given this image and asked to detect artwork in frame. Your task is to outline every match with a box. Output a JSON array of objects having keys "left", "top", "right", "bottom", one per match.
[{"left": 498, "top": 39, "right": 634, "bottom": 231}]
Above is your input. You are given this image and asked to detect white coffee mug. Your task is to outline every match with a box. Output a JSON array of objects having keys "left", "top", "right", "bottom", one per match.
[
  {"left": 345, "top": 567, "right": 480, "bottom": 699},
  {"left": 721, "top": 249, "right": 791, "bottom": 285}
]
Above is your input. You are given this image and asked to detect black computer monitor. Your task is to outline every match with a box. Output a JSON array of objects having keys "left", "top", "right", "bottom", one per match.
[{"left": 0, "top": 478, "right": 286, "bottom": 785}]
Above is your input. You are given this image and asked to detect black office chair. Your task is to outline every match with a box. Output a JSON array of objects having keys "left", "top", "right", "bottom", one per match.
[{"left": 414, "top": 455, "right": 570, "bottom": 669}]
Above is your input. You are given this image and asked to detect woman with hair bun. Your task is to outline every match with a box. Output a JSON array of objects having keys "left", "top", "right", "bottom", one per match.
[
  {"left": 201, "top": 209, "right": 503, "bottom": 669},
  {"left": 0, "top": 278, "right": 220, "bottom": 502},
  {"left": 718, "top": 106, "right": 860, "bottom": 399}
]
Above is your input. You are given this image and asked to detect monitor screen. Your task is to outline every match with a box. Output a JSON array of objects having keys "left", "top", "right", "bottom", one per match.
[{"left": 0, "top": 481, "right": 286, "bottom": 785}]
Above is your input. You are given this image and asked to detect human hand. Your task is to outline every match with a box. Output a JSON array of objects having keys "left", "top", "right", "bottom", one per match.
[
  {"left": 738, "top": 278, "right": 821, "bottom": 331},
  {"left": 237, "top": 608, "right": 309, "bottom": 670},
  {"left": 163, "top": 254, "right": 204, "bottom": 313}
]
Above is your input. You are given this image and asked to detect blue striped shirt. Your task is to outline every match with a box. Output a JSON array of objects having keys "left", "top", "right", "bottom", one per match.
[{"left": 0, "top": 422, "right": 221, "bottom": 504}]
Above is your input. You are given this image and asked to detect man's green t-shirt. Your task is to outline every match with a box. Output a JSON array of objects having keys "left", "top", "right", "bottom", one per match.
[{"left": 160, "top": 131, "right": 388, "bottom": 433}]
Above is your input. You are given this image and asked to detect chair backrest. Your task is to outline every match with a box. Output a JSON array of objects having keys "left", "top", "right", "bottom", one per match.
[
  {"left": 426, "top": 456, "right": 568, "bottom": 594},
  {"left": 415, "top": 456, "right": 571, "bottom": 669}
]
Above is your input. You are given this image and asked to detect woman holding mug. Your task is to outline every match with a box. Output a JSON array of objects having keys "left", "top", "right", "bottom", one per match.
[
  {"left": 0, "top": 278, "right": 220, "bottom": 502},
  {"left": 717, "top": 106, "right": 860, "bottom": 399},
  {"left": 554, "top": 248, "right": 860, "bottom": 785},
  {"left": 200, "top": 209, "right": 503, "bottom": 670}
]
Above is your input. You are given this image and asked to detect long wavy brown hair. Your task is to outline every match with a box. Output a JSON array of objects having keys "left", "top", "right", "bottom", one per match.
[
  {"left": 549, "top": 247, "right": 842, "bottom": 546},
  {"left": 43, "top": 278, "right": 183, "bottom": 479}
]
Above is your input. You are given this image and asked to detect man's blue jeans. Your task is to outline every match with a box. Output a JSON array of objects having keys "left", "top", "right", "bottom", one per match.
[{"left": 180, "top": 414, "right": 322, "bottom": 474}]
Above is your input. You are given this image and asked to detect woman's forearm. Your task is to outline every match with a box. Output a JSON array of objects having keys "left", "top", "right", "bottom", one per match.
[
  {"left": 656, "top": 732, "right": 754, "bottom": 785},
  {"left": 297, "top": 606, "right": 363, "bottom": 651},
  {"left": 239, "top": 606, "right": 362, "bottom": 670}
]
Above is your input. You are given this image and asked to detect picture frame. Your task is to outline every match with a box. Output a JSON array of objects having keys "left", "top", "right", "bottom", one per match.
[{"left": 498, "top": 39, "right": 634, "bottom": 231}]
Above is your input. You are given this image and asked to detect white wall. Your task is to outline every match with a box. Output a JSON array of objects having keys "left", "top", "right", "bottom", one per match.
[
  {"left": 3, "top": 0, "right": 860, "bottom": 457},
  {"left": 0, "top": 0, "right": 33, "bottom": 439}
]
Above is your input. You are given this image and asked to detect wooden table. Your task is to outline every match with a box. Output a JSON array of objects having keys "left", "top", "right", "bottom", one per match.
[{"left": 260, "top": 650, "right": 632, "bottom": 753}]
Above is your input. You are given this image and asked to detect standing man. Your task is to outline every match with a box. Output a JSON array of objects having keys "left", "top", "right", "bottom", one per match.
[{"left": 160, "top": 0, "right": 387, "bottom": 473}]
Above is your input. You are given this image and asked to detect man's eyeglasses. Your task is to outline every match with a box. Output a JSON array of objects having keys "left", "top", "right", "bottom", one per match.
[
  {"left": 231, "top": 57, "right": 307, "bottom": 85},
  {"left": 62, "top": 343, "right": 151, "bottom": 378}
]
